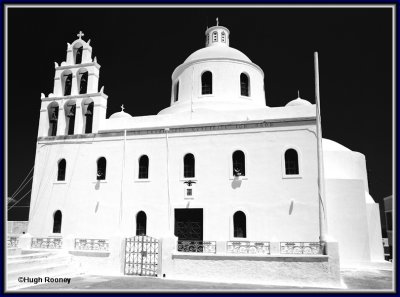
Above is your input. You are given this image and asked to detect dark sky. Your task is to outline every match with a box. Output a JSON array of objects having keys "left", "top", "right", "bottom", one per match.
[{"left": 7, "top": 6, "right": 393, "bottom": 224}]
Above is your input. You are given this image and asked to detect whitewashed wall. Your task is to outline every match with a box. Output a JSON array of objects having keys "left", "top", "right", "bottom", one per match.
[{"left": 28, "top": 123, "right": 320, "bottom": 243}]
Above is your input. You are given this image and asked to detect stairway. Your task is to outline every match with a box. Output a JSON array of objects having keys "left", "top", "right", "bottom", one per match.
[{"left": 7, "top": 250, "right": 79, "bottom": 290}]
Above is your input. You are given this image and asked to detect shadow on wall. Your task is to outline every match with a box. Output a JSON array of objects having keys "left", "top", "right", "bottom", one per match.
[
  {"left": 289, "top": 200, "right": 294, "bottom": 215},
  {"left": 95, "top": 180, "right": 100, "bottom": 190},
  {"left": 231, "top": 177, "right": 242, "bottom": 189}
]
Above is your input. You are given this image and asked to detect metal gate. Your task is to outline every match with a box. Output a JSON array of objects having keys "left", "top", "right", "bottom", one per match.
[{"left": 124, "top": 236, "right": 159, "bottom": 276}]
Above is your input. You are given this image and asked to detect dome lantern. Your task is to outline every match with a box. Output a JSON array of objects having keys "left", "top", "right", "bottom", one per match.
[{"left": 205, "top": 18, "right": 230, "bottom": 47}]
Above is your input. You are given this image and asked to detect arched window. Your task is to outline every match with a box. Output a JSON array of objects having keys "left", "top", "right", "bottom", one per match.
[
  {"left": 65, "top": 101, "right": 76, "bottom": 135},
  {"left": 136, "top": 211, "right": 147, "bottom": 235},
  {"left": 79, "top": 70, "right": 88, "bottom": 94},
  {"left": 48, "top": 102, "right": 59, "bottom": 136},
  {"left": 240, "top": 73, "right": 250, "bottom": 97},
  {"left": 233, "top": 211, "right": 246, "bottom": 238},
  {"left": 138, "top": 155, "right": 149, "bottom": 179},
  {"left": 184, "top": 153, "right": 195, "bottom": 178},
  {"left": 221, "top": 31, "right": 226, "bottom": 43},
  {"left": 201, "top": 71, "right": 212, "bottom": 95},
  {"left": 232, "top": 150, "right": 245, "bottom": 176},
  {"left": 74, "top": 45, "right": 83, "bottom": 64},
  {"left": 97, "top": 157, "right": 107, "bottom": 180},
  {"left": 63, "top": 72, "right": 72, "bottom": 96},
  {"left": 285, "top": 149, "right": 299, "bottom": 175},
  {"left": 174, "top": 81, "right": 179, "bottom": 102},
  {"left": 212, "top": 31, "right": 218, "bottom": 42},
  {"left": 53, "top": 210, "right": 62, "bottom": 233},
  {"left": 84, "top": 101, "right": 94, "bottom": 134},
  {"left": 57, "top": 159, "right": 66, "bottom": 181}
]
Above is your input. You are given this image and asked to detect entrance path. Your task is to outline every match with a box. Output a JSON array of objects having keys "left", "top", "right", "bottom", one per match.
[{"left": 20, "top": 269, "right": 393, "bottom": 291}]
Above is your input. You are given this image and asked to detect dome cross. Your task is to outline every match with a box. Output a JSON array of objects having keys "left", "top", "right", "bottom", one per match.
[
  {"left": 77, "top": 31, "right": 84, "bottom": 39},
  {"left": 216, "top": 17, "right": 219, "bottom": 26},
  {"left": 121, "top": 104, "right": 125, "bottom": 112}
]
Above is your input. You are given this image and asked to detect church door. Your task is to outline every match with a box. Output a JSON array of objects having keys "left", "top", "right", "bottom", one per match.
[{"left": 174, "top": 208, "right": 203, "bottom": 252}]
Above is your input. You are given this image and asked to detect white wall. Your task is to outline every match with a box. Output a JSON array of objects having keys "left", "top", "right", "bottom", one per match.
[
  {"left": 366, "top": 201, "right": 385, "bottom": 261},
  {"left": 325, "top": 179, "right": 371, "bottom": 263},
  {"left": 28, "top": 123, "right": 320, "bottom": 243}
]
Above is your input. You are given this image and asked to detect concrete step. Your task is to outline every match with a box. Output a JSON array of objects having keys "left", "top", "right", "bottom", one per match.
[
  {"left": 8, "top": 251, "right": 56, "bottom": 262},
  {"left": 8, "top": 253, "right": 71, "bottom": 272}
]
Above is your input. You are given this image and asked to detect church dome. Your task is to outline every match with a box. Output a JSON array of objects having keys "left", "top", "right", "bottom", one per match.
[
  {"left": 165, "top": 22, "right": 267, "bottom": 115},
  {"left": 110, "top": 110, "right": 132, "bottom": 119},
  {"left": 286, "top": 93, "right": 312, "bottom": 107},
  {"left": 184, "top": 45, "right": 252, "bottom": 64}
]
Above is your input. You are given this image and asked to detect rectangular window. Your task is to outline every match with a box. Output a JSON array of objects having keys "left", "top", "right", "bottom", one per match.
[{"left": 187, "top": 189, "right": 192, "bottom": 196}]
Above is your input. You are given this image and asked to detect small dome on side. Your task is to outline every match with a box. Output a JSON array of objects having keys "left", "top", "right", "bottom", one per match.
[
  {"left": 286, "top": 96, "right": 312, "bottom": 107},
  {"left": 322, "top": 138, "right": 352, "bottom": 152},
  {"left": 110, "top": 111, "right": 132, "bottom": 119},
  {"left": 110, "top": 105, "right": 132, "bottom": 119}
]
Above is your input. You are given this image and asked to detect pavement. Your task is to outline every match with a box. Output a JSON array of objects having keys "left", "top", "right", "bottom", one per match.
[{"left": 17, "top": 268, "right": 394, "bottom": 292}]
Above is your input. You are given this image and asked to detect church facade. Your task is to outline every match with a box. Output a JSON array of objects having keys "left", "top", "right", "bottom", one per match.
[{"left": 24, "top": 24, "right": 384, "bottom": 283}]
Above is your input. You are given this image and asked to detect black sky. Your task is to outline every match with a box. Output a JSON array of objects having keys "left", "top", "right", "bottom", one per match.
[{"left": 6, "top": 6, "right": 393, "bottom": 224}]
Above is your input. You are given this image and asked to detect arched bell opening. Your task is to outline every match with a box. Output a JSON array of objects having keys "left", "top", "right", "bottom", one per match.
[
  {"left": 64, "top": 100, "right": 76, "bottom": 135},
  {"left": 47, "top": 102, "right": 59, "bottom": 136},
  {"left": 82, "top": 98, "right": 94, "bottom": 134}
]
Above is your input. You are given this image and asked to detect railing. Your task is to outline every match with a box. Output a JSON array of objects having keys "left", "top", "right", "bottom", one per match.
[
  {"left": 177, "top": 240, "right": 216, "bottom": 253},
  {"left": 75, "top": 238, "right": 109, "bottom": 251},
  {"left": 7, "top": 236, "right": 19, "bottom": 248},
  {"left": 31, "top": 237, "right": 63, "bottom": 249},
  {"left": 227, "top": 241, "right": 270, "bottom": 254},
  {"left": 280, "top": 242, "right": 323, "bottom": 254}
]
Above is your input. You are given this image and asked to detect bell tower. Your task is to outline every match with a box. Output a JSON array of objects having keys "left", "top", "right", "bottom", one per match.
[{"left": 37, "top": 31, "right": 108, "bottom": 137}]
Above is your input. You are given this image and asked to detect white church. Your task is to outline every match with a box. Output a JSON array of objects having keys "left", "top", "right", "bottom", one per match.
[{"left": 17, "top": 23, "right": 386, "bottom": 286}]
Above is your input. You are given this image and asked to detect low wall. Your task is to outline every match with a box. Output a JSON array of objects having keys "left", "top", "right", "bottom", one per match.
[
  {"left": 7, "top": 221, "right": 28, "bottom": 235},
  {"left": 168, "top": 253, "right": 340, "bottom": 288}
]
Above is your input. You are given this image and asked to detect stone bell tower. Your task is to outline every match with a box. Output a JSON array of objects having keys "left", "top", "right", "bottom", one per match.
[{"left": 37, "top": 31, "right": 108, "bottom": 137}]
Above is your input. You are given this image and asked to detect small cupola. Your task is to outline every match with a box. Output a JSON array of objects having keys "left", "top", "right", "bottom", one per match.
[{"left": 205, "top": 18, "right": 230, "bottom": 47}]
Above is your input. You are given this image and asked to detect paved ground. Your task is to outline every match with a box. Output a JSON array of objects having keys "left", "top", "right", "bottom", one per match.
[{"left": 19, "top": 268, "right": 393, "bottom": 292}]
